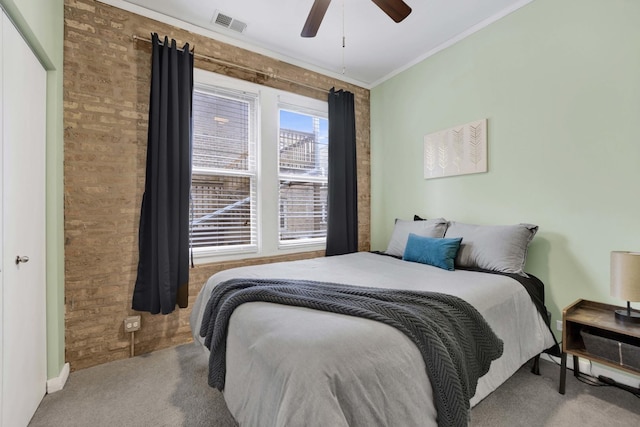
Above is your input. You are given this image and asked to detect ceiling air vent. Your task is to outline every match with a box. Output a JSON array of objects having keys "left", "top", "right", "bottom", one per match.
[{"left": 212, "top": 11, "right": 247, "bottom": 34}]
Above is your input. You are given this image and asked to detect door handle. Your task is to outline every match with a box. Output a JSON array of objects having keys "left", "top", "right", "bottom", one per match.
[{"left": 15, "top": 255, "right": 29, "bottom": 265}]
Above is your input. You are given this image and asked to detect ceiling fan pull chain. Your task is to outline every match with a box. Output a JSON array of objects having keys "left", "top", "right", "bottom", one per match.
[{"left": 342, "top": 0, "right": 346, "bottom": 74}]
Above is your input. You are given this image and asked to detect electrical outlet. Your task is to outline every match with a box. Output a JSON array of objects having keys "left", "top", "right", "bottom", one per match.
[
  {"left": 556, "top": 320, "right": 563, "bottom": 331},
  {"left": 124, "top": 315, "right": 141, "bottom": 333}
]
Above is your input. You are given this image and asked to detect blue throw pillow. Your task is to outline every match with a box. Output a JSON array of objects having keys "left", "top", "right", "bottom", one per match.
[{"left": 402, "top": 234, "right": 463, "bottom": 271}]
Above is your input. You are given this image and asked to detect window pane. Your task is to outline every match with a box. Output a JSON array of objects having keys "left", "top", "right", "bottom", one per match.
[
  {"left": 279, "top": 180, "right": 327, "bottom": 241},
  {"left": 278, "top": 108, "right": 328, "bottom": 245},
  {"left": 193, "top": 88, "right": 253, "bottom": 171},
  {"left": 191, "top": 85, "right": 258, "bottom": 252},
  {"left": 279, "top": 110, "right": 328, "bottom": 178},
  {"left": 191, "top": 174, "right": 255, "bottom": 248}
]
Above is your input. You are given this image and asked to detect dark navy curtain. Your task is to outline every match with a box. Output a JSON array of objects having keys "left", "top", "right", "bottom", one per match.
[
  {"left": 133, "top": 33, "right": 193, "bottom": 314},
  {"left": 325, "top": 88, "right": 358, "bottom": 256}
]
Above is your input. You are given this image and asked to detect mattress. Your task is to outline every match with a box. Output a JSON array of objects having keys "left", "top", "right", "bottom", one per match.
[{"left": 190, "top": 252, "right": 555, "bottom": 426}]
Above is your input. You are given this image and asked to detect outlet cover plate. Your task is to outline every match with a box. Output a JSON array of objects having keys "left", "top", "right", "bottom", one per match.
[{"left": 124, "top": 315, "right": 141, "bottom": 332}]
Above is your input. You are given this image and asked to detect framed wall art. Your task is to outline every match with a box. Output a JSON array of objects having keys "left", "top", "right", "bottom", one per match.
[{"left": 423, "top": 119, "right": 487, "bottom": 179}]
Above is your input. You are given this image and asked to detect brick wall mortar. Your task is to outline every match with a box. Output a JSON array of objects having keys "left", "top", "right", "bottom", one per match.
[{"left": 64, "top": 0, "right": 371, "bottom": 371}]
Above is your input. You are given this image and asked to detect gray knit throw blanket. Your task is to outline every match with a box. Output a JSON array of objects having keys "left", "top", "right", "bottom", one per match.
[{"left": 199, "top": 278, "right": 504, "bottom": 427}]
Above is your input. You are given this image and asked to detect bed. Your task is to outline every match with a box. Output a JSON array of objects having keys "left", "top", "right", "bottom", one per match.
[{"left": 190, "top": 220, "right": 557, "bottom": 427}]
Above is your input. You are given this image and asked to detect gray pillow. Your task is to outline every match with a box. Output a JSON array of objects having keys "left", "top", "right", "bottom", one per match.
[
  {"left": 444, "top": 221, "right": 538, "bottom": 276},
  {"left": 385, "top": 218, "right": 448, "bottom": 257}
]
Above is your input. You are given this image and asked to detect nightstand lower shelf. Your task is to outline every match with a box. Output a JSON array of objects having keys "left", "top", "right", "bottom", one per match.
[{"left": 559, "top": 299, "right": 640, "bottom": 394}]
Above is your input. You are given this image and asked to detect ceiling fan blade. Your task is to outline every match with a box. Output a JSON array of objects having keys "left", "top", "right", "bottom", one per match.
[
  {"left": 371, "top": 0, "right": 412, "bottom": 23},
  {"left": 301, "top": 0, "right": 332, "bottom": 38}
]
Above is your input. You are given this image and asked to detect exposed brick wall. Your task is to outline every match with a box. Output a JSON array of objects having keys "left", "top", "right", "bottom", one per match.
[{"left": 64, "top": 0, "right": 371, "bottom": 370}]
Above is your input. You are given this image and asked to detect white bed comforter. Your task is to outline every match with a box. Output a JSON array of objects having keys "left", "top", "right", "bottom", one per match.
[{"left": 190, "top": 252, "right": 555, "bottom": 426}]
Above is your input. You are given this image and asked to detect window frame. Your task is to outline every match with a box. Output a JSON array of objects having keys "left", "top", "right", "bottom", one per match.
[
  {"left": 192, "top": 69, "right": 328, "bottom": 264},
  {"left": 277, "top": 102, "right": 329, "bottom": 249},
  {"left": 190, "top": 83, "right": 259, "bottom": 258}
]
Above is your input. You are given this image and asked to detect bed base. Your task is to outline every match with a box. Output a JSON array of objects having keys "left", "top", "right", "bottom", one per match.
[{"left": 531, "top": 354, "right": 540, "bottom": 375}]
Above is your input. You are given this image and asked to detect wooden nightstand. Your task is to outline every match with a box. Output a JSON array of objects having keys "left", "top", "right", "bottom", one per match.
[{"left": 559, "top": 299, "right": 640, "bottom": 394}]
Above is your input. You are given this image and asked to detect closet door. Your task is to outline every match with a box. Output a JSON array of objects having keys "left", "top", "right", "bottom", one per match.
[{"left": 0, "top": 11, "right": 47, "bottom": 427}]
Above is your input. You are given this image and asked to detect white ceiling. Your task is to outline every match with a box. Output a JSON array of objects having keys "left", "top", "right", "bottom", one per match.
[{"left": 119, "top": 0, "right": 534, "bottom": 88}]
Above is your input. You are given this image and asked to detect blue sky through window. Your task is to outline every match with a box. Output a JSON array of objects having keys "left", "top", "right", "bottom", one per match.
[{"left": 280, "top": 110, "right": 328, "bottom": 145}]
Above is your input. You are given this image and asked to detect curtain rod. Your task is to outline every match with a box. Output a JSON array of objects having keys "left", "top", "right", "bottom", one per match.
[{"left": 132, "top": 35, "right": 330, "bottom": 94}]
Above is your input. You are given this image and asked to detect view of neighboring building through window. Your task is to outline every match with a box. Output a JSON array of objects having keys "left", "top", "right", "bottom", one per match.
[
  {"left": 278, "top": 109, "right": 328, "bottom": 245},
  {"left": 190, "top": 70, "right": 328, "bottom": 260},
  {"left": 191, "top": 85, "right": 258, "bottom": 252}
]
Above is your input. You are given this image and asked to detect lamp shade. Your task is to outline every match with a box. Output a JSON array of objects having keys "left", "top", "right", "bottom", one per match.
[{"left": 610, "top": 251, "right": 640, "bottom": 302}]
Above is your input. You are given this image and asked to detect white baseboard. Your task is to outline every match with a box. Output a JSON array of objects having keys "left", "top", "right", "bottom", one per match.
[
  {"left": 46, "top": 362, "right": 70, "bottom": 393},
  {"left": 541, "top": 354, "right": 640, "bottom": 389}
]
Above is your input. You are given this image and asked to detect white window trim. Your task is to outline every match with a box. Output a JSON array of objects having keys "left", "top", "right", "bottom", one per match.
[{"left": 192, "top": 69, "right": 328, "bottom": 265}]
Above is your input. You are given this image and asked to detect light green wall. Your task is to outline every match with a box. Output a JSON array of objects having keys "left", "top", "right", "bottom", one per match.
[
  {"left": 1, "top": 0, "right": 65, "bottom": 379},
  {"left": 371, "top": 0, "right": 640, "bottom": 326}
]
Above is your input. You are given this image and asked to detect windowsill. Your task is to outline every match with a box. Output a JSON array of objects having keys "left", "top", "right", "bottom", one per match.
[{"left": 192, "top": 242, "right": 326, "bottom": 265}]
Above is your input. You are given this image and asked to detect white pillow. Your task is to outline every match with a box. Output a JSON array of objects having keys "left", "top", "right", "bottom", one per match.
[
  {"left": 444, "top": 221, "right": 538, "bottom": 276},
  {"left": 385, "top": 218, "right": 448, "bottom": 257}
]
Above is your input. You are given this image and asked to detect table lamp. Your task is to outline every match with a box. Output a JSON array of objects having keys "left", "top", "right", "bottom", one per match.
[{"left": 610, "top": 251, "right": 640, "bottom": 324}]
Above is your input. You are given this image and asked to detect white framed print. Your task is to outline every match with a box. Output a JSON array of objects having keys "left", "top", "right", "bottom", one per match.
[{"left": 424, "top": 119, "right": 487, "bottom": 179}]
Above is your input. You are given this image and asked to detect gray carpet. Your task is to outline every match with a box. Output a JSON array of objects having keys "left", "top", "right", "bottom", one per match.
[{"left": 30, "top": 343, "right": 640, "bottom": 426}]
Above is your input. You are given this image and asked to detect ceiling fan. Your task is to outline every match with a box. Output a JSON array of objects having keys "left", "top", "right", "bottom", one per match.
[{"left": 301, "top": 0, "right": 412, "bottom": 38}]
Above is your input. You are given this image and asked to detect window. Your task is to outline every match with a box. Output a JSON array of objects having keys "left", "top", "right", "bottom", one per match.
[
  {"left": 191, "top": 70, "right": 328, "bottom": 262},
  {"left": 191, "top": 84, "right": 258, "bottom": 254},
  {"left": 278, "top": 108, "right": 328, "bottom": 246}
]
